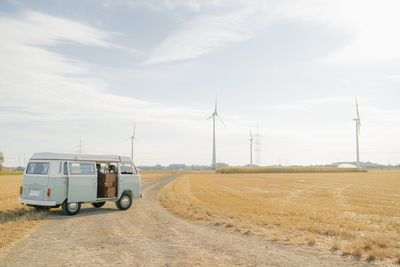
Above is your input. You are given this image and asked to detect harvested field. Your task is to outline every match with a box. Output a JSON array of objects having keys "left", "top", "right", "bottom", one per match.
[
  {"left": 1, "top": 175, "right": 366, "bottom": 266},
  {"left": 217, "top": 167, "right": 365, "bottom": 173},
  {"left": 159, "top": 170, "right": 400, "bottom": 264},
  {"left": 0, "top": 172, "right": 23, "bottom": 176},
  {"left": 140, "top": 170, "right": 179, "bottom": 181},
  {"left": 0, "top": 175, "right": 49, "bottom": 255}
]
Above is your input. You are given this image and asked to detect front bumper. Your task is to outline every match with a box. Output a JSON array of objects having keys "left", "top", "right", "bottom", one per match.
[{"left": 18, "top": 198, "right": 57, "bottom": 206}]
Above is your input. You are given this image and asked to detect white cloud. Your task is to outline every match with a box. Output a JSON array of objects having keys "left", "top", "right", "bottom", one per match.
[
  {"left": 144, "top": 8, "right": 264, "bottom": 64},
  {"left": 143, "top": 0, "right": 400, "bottom": 64},
  {"left": 276, "top": 0, "right": 400, "bottom": 63},
  {"left": 386, "top": 74, "right": 400, "bottom": 80},
  {"left": 0, "top": 10, "right": 204, "bottom": 122},
  {"left": 0, "top": 11, "right": 116, "bottom": 48},
  {"left": 101, "top": 0, "right": 232, "bottom": 12}
]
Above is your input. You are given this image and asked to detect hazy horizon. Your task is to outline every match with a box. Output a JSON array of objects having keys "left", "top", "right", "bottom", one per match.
[{"left": 1, "top": 0, "right": 400, "bottom": 167}]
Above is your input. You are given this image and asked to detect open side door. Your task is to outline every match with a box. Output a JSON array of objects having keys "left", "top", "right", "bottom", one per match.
[{"left": 67, "top": 161, "right": 97, "bottom": 203}]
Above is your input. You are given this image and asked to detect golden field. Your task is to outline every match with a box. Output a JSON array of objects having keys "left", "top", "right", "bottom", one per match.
[
  {"left": 0, "top": 175, "right": 49, "bottom": 256},
  {"left": 159, "top": 170, "right": 400, "bottom": 264},
  {"left": 140, "top": 170, "right": 178, "bottom": 180}
]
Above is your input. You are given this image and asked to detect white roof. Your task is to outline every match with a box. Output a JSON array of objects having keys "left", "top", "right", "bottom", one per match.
[{"left": 30, "top": 152, "right": 133, "bottom": 163}]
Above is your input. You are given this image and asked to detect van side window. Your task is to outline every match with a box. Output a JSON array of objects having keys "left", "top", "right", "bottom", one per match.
[
  {"left": 63, "top": 162, "right": 68, "bottom": 175},
  {"left": 69, "top": 162, "right": 95, "bottom": 175},
  {"left": 120, "top": 163, "right": 134, "bottom": 174}
]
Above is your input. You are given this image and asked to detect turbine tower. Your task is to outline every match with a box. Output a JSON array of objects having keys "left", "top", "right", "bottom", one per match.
[
  {"left": 129, "top": 122, "right": 137, "bottom": 161},
  {"left": 249, "top": 130, "right": 254, "bottom": 166},
  {"left": 353, "top": 98, "right": 361, "bottom": 168},
  {"left": 207, "top": 97, "right": 223, "bottom": 170}
]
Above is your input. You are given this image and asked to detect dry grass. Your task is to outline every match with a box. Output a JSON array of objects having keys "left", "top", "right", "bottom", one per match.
[
  {"left": 140, "top": 170, "right": 179, "bottom": 180},
  {"left": 159, "top": 170, "right": 400, "bottom": 264},
  {"left": 0, "top": 172, "right": 23, "bottom": 176},
  {"left": 0, "top": 175, "right": 50, "bottom": 257},
  {"left": 217, "top": 167, "right": 365, "bottom": 173}
]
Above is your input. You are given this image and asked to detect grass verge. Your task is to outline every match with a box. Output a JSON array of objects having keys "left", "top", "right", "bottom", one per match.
[
  {"left": 0, "top": 172, "right": 23, "bottom": 176},
  {"left": 0, "top": 175, "right": 49, "bottom": 258}
]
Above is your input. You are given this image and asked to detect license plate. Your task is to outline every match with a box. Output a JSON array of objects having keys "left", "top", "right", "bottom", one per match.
[{"left": 29, "top": 190, "right": 40, "bottom": 197}]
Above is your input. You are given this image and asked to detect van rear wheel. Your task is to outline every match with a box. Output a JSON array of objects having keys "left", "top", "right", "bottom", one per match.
[
  {"left": 62, "top": 201, "right": 81, "bottom": 216},
  {"left": 116, "top": 193, "right": 132, "bottom": 210},
  {"left": 91, "top": 202, "right": 105, "bottom": 208}
]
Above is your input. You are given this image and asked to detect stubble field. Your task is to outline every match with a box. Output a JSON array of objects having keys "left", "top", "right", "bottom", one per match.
[
  {"left": 159, "top": 170, "right": 400, "bottom": 264},
  {"left": 0, "top": 170, "right": 172, "bottom": 255},
  {"left": 0, "top": 175, "right": 48, "bottom": 257}
]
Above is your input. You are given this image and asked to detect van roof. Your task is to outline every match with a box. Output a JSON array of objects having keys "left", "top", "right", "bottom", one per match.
[{"left": 30, "top": 152, "right": 132, "bottom": 163}]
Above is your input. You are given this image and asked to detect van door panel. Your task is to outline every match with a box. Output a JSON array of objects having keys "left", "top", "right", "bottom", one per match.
[
  {"left": 119, "top": 175, "right": 141, "bottom": 198},
  {"left": 67, "top": 161, "right": 97, "bottom": 203}
]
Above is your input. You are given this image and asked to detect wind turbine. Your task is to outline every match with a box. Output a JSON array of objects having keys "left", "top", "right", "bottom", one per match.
[
  {"left": 249, "top": 130, "right": 254, "bottom": 166},
  {"left": 207, "top": 97, "right": 223, "bottom": 170},
  {"left": 353, "top": 98, "right": 361, "bottom": 168},
  {"left": 129, "top": 122, "right": 137, "bottom": 161}
]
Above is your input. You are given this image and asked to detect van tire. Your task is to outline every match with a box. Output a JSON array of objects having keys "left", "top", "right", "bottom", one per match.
[
  {"left": 62, "top": 201, "right": 81, "bottom": 216},
  {"left": 91, "top": 202, "right": 105, "bottom": 208},
  {"left": 116, "top": 193, "right": 132, "bottom": 210}
]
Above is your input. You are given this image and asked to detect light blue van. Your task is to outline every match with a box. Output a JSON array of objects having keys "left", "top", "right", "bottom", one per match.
[{"left": 19, "top": 152, "right": 142, "bottom": 216}]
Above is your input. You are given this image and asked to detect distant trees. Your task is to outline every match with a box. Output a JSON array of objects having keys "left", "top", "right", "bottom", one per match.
[
  {"left": 168, "top": 164, "right": 186, "bottom": 170},
  {"left": 0, "top": 152, "right": 3, "bottom": 169},
  {"left": 216, "top": 162, "right": 229, "bottom": 169},
  {"left": 16, "top": 166, "right": 25, "bottom": 171}
]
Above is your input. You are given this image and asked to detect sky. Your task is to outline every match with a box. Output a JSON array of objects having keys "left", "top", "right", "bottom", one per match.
[{"left": 1, "top": 0, "right": 400, "bottom": 167}]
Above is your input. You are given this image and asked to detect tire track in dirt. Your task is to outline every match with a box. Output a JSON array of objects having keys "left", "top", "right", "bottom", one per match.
[{"left": 0, "top": 174, "right": 370, "bottom": 266}]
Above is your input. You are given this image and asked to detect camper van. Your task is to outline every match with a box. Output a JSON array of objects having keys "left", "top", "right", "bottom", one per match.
[{"left": 18, "top": 152, "right": 142, "bottom": 216}]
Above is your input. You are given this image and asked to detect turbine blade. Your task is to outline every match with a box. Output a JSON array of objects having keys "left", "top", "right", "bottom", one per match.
[
  {"left": 133, "top": 122, "right": 136, "bottom": 137},
  {"left": 207, "top": 114, "right": 214, "bottom": 120},
  {"left": 250, "top": 129, "right": 253, "bottom": 139},
  {"left": 214, "top": 95, "right": 218, "bottom": 113},
  {"left": 217, "top": 114, "right": 225, "bottom": 126}
]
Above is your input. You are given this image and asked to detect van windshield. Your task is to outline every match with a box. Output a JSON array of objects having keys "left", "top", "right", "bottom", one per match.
[{"left": 26, "top": 162, "right": 50, "bottom": 175}]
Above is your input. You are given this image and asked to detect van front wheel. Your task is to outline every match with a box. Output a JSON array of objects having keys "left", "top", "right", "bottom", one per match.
[
  {"left": 62, "top": 201, "right": 81, "bottom": 216},
  {"left": 116, "top": 193, "right": 132, "bottom": 210}
]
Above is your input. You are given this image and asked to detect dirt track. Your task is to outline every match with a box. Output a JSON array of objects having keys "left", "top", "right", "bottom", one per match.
[{"left": 1, "top": 174, "right": 369, "bottom": 266}]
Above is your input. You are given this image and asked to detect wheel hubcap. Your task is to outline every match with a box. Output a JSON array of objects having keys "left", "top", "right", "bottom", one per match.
[
  {"left": 121, "top": 196, "right": 130, "bottom": 207},
  {"left": 68, "top": 203, "right": 78, "bottom": 211}
]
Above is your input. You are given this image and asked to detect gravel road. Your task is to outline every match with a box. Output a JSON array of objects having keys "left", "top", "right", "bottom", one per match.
[{"left": 0, "top": 174, "right": 370, "bottom": 266}]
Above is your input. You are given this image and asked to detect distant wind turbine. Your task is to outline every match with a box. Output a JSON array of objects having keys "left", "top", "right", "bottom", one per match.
[
  {"left": 249, "top": 130, "right": 254, "bottom": 166},
  {"left": 207, "top": 97, "right": 224, "bottom": 170},
  {"left": 129, "top": 122, "right": 137, "bottom": 161},
  {"left": 353, "top": 98, "right": 361, "bottom": 168}
]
